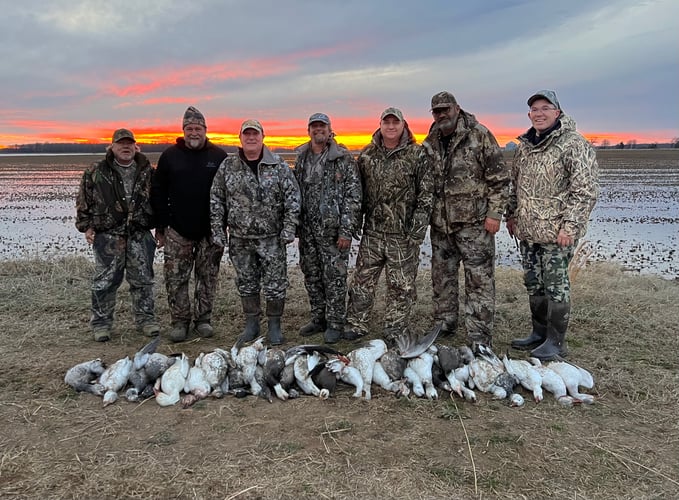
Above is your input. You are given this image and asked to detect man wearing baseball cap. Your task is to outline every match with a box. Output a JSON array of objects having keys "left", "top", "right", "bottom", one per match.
[
  {"left": 151, "top": 106, "right": 228, "bottom": 342},
  {"left": 76, "top": 129, "right": 160, "bottom": 341},
  {"left": 210, "top": 119, "right": 301, "bottom": 346},
  {"left": 294, "top": 113, "right": 362, "bottom": 343},
  {"left": 422, "top": 91, "right": 510, "bottom": 350},
  {"left": 506, "top": 90, "right": 598, "bottom": 360},
  {"left": 344, "top": 107, "right": 434, "bottom": 345}
]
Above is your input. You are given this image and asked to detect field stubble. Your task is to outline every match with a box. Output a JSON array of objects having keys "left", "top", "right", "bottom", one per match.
[{"left": 0, "top": 256, "right": 678, "bottom": 499}]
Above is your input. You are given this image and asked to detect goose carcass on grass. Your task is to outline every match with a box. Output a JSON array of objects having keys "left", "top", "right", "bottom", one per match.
[
  {"left": 502, "top": 355, "right": 544, "bottom": 402},
  {"left": 231, "top": 337, "right": 266, "bottom": 397},
  {"left": 64, "top": 359, "right": 106, "bottom": 396},
  {"left": 99, "top": 356, "right": 133, "bottom": 406},
  {"left": 545, "top": 360, "right": 595, "bottom": 404},
  {"left": 404, "top": 347, "right": 438, "bottom": 399},
  {"left": 347, "top": 339, "right": 388, "bottom": 400},
  {"left": 181, "top": 353, "right": 212, "bottom": 407},
  {"left": 200, "top": 348, "right": 231, "bottom": 398},
  {"left": 528, "top": 357, "right": 579, "bottom": 406},
  {"left": 326, "top": 358, "right": 364, "bottom": 397},
  {"left": 154, "top": 353, "right": 190, "bottom": 407}
]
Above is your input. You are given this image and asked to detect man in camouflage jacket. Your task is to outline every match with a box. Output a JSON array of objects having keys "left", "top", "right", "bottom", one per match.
[
  {"left": 294, "top": 113, "right": 362, "bottom": 344},
  {"left": 506, "top": 90, "right": 598, "bottom": 360},
  {"left": 345, "top": 107, "right": 433, "bottom": 344},
  {"left": 210, "top": 119, "right": 301, "bottom": 346},
  {"left": 422, "top": 91, "right": 510, "bottom": 349},
  {"left": 75, "top": 128, "right": 159, "bottom": 342}
]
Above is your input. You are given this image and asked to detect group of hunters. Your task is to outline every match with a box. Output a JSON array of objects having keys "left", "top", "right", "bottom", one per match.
[{"left": 75, "top": 89, "right": 599, "bottom": 362}]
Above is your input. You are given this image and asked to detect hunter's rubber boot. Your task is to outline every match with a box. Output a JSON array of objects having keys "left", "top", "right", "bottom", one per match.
[
  {"left": 237, "top": 295, "right": 261, "bottom": 346},
  {"left": 299, "top": 317, "right": 326, "bottom": 337},
  {"left": 511, "top": 295, "right": 548, "bottom": 350},
  {"left": 266, "top": 298, "right": 285, "bottom": 346},
  {"left": 530, "top": 300, "right": 570, "bottom": 361}
]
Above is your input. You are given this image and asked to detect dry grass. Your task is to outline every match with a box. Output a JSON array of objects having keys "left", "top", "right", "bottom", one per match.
[{"left": 1, "top": 257, "right": 678, "bottom": 499}]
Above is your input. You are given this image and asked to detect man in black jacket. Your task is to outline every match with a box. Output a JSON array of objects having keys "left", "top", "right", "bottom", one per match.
[
  {"left": 76, "top": 129, "right": 159, "bottom": 342},
  {"left": 151, "top": 107, "right": 227, "bottom": 342}
]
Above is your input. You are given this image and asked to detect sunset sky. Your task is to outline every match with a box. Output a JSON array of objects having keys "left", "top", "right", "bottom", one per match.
[{"left": 1, "top": 0, "right": 677, "bottom": 150}]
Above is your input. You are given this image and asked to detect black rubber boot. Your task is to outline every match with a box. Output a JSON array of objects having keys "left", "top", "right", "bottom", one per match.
[
  {"left": 531, "top": 300, "right": 570, "bottom": 361},
  {"left": 511, "top": 295, "right": 548, "bottom": 350},
  {"left": 237, "top": 295, "right": 261, "bottom": 346},
  {"left": 266, "top": 298, "right": 285, "bottom": 346},
  {"left": 323, "top": 326, "right": 342, "bottom": 344},
  {"left": 299, "top": 317, "right": 326, "bottom": 337}
]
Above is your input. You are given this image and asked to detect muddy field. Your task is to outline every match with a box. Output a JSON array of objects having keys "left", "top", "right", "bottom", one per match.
[
  {"left": 1, "top": 149, "right": 677, "bottom": 280},
  {"left": 0, "top": 257, "right": 678, "bottom": 499}
]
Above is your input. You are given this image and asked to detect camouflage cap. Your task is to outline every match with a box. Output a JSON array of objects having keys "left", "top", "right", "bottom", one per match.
[
  {"left": 112, "top": 128, "right": 136, "bottom": 143},
  {"left": 380, "top": 107, "right": 404, "bottom": 121},
  {"left": 240, "top": 119, "right": 264, "bottom": 134},
  {"left": 430, "top": 91, "right": 458, "bottom": 110},
  {"left": 527, "top": 90, "right": 561, "bottom": 110},
  {"left": 308, "top": 112, "right": 331, "bottom": 126},
  {"left": 182, "top": 106, "right": 206, "bottom": 129}
]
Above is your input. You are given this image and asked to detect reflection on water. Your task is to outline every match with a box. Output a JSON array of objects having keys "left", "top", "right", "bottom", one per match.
[{"left": 1, "top": 155, "right": 677, "bottom": 280}]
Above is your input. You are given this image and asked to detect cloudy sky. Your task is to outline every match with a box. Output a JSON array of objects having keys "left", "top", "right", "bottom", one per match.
[{"left": 1, "top": 0, "right": 677, "bottom": 149}]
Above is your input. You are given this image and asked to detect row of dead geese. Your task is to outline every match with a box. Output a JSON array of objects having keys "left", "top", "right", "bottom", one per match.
[{"left": 64, "top": 327, "right": 595, "bottom": 408}]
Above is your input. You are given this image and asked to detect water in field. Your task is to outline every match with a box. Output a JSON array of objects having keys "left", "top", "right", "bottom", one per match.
[{"left": 0, "top": 152, "right": 677, "bottom": 279}]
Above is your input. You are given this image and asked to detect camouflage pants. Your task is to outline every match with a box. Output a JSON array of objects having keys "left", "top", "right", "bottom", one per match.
[
  {"left": 90, "top": 230, "right": 156, "bottom": 329},
  {"left": 229, "top": 235, "right": 288, "bottom": 300},
  {"left": 520, "top": 241, "right": 574, "bottom": 303},
  {"left": 347, "top": 232, "right": 419, "bottom": 337},
  {"left": 431, "top": 225, "right": 495, "bottom": 341},
  {"left": 163, "top": 227, "right": 224, "bottom": 324},
  {"left": 299, "top": 231, "right": 350, "bottom": 330}
]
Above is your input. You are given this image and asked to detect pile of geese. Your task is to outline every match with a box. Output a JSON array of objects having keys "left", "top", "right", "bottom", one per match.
[{"left": 64, "top": 327, "right": 595, "bottom": 408}]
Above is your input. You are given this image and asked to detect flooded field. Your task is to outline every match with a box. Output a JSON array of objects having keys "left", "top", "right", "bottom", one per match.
[{"left": 0, "top": 150, "right": 677, "bottom": 279}]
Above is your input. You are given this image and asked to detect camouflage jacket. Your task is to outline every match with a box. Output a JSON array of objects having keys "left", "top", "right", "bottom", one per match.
[
  {"left": 75, "top": 150, "right": 154, "bottom": 235},
  {"left": 210, "top": 145, "right": 301, "bottom": 242},
  {"left": 294, "top": 137, "right": 362, "bottom": 240},
  {"left": 357, "top": 125, "right": 433, "bottom": 243},
  {"left": 506, "top": 114, "right": 599, "bottom": 243},
  {"left": 422, "top": 109, "right": 510, "bottom": 230}
]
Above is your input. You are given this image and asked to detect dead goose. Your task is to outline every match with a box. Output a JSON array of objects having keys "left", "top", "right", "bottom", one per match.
[
  {"left": 326, "top": 358, "right": 364, "bottom": 397},
  {"left": 347, "top": 339, "right": 388, "bottom": 400},
  {"left": 545, "top": 361, "right": 595, "bottom": 404},
  {"left": 405, "top": 347, "right": 438, "bottom": 399},
  {"left": 154, "top": 353, "right": 190, "bottom": 407},
  {"left": 527, "top": 357, "right": 578, "bottom": 407},
  {"left": 181, "top": 353, "right": 212, "bottom": 407},
  {"left": 502, "top": 355, "right": 544, "bottom": 402},
  {"left": 126, "top": 353, "right": 177, "bottom": 402},
  {"left": 64, "top": 359, "right": 106, "bottom": 396},
  {"left": 99, "top": 356, "right": 133, "bottom": 407}
]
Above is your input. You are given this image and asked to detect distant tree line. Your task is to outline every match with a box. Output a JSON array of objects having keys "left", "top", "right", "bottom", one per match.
[{"left": 0, "top": 143, "right": 246, "bottom": 154}]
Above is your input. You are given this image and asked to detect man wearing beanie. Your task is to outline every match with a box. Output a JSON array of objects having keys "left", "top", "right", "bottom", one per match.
[
  {"left": 76, "top": 129, "right": 160, "bottom": 341},
  {"left": 151, "top": 106, "right": 227, "bottom": 342},
  {"left": 422, "top": 91, "right": 510, "bottom": 350}
]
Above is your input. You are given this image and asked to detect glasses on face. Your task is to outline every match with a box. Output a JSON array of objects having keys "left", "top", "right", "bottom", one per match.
[
  {"left": 529, "top": 106, "right": 558, "bottom": 114},
  {"left": 431, "top": 107, "right": 450, "bottom": 116}
]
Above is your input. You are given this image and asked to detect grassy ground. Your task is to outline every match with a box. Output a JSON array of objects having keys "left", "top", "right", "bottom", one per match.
[{"left": 0, "top": 257, "right": 677, "bottom": 499}]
